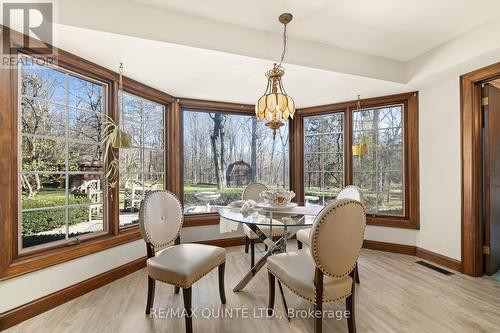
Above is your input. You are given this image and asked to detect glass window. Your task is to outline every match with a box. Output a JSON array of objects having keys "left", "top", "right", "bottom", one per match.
[
  {"left": 352, "top": 105, "right": 404, "bottom": 215},
  {"left": 119, "top": 93, "right": 165, "bottom": 228},
  {"left": 183, "top": 110, "right": 289, "bottom": 214},
  {"left": 19, "top": 56, "right": 107, "bottom": 250},
  {"left": 303, "top": 113, "right": 344, "bottom": 205}
]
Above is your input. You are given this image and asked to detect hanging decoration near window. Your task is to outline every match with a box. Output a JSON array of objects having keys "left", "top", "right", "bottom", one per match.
[
  {"left": 103, "top": 63, "right": 132, "bottom": 189},
  {"left": 255, "top": 13, "right": 295, "bottom": 139},
  {"left": 352, "top": 95, "right": 367, "bottom": 157}
]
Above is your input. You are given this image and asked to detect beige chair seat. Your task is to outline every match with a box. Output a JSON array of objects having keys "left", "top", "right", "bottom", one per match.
[
  {"left": 147, "top": 243, "right": 226, "bottom": 289},
  {"left": 296, "top": 228, "right": 311, "bottom": 247},
  {"left": 243, "top": 221, "right": 285, "bottom": 239},
  {"left": 267, "top": 249, "right": 352, "bottom": 303}
]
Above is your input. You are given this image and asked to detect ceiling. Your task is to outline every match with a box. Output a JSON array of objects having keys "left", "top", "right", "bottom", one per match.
[
  {"left": 132, "top": 0, "right": 500, "bottom": 61},
  {"left": 54, "top": 24, "right": 407, "bottom": 107}
]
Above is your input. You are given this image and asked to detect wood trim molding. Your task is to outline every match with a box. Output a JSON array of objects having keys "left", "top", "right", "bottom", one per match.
[
  {"left": 0, "top": 256, "right": 146, "bottom": 331},
  {"left": 197, "top": 236, "right": 247, "bottom": 247},
  {"left": 298, "top": 92, "right": 417, "bottom": 115},
  {"left": 362, "top": 240, "right": 416, "bottom": 255},
  {"left": 416, "top": 247, "right": 462, "bottom": 272},
  {"left": 178, "top": 98, "right": 254, "bottom": 114},
  {"left": 183, "top": 214, "right": 221, "bottom": 227},
  {"left": 460, "top": 61, "right": 500, "bottom": 276}
]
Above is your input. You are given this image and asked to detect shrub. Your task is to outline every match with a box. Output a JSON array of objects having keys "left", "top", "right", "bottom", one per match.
[{"left": 22, "top": 195, "right": 93, "bottom": 235}]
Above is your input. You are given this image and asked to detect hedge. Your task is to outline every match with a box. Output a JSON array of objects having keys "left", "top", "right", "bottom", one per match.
[{"left": 22, "top": 195, "right": 94, "bottom": 235}]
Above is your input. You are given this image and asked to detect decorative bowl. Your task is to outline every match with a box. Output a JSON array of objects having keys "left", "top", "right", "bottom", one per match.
[
  {"left": 195, "top": 192, "right": 221, "bottom": 201},
  {"left": 260, "top": 189, "right": 295, "bottom": 206}
]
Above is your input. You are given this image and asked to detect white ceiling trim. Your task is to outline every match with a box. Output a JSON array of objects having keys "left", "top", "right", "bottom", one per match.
[{"left": 55, "top": 0, "right": 406, "bottom": 83}]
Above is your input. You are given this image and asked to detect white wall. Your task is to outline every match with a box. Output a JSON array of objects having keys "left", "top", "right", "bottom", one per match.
[{"left": 417, "top": 74, "right": 462, "bottom": 260}]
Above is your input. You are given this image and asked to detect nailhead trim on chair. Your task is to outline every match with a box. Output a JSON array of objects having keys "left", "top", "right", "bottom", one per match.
[
  {"left": 310, "top": 200, "right": 366, "bottom": 279},
  {"left": 242, "top": 183, "right": 268, "bottom": 201},
  {"left": 267, "top": 267, "right": 352, "bottom": 304},
  {"left": 337, "top": 185, "right": 366, "bottom": 207},
  {"left": 139, "top": 190, "right": 184, "bottom": 249},
  {"left": 149, "top": 257, "right": 226, "bottom": 289}
]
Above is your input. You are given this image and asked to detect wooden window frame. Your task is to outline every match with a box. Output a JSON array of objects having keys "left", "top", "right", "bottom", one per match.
[
  {"left": 0, "top": 27, "right": 172, "bottom": 280},
  {"left": 175, "top": 98, "right": 295, "bottom": 227},
  {"left": 294, "top": 92, "right": 420, "bottom": 229}
]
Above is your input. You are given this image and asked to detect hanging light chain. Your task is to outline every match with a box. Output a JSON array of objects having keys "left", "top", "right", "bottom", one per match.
[{"left": 278, "top": 23, "right": 288, "bottom": 67}]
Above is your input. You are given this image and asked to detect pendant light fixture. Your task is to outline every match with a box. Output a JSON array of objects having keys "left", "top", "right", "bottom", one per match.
[{"left": 255, "top": 13, "right": 295, "bottom": 139}]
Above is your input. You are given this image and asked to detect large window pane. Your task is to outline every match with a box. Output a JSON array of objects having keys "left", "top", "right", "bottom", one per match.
[
  {"left": 303, "top": 113, "right": 344, "bottom": 206},
  {"left": 119, "top": 92, "right": 165, "bottom": 228},
  {"left": 183, "top": 110, "right": 289, "bottom": 215},
  {"left": 352, "top": 105, "right": 404, "bottom": 216},
  {"left": 19, "top": 56, "right": 107, "bottom": 250}
]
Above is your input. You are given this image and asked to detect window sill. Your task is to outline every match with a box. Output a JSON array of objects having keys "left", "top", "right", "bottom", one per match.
[
  {"left": 366, "top": 215, "right": 419, "bottom": 229},
  {"left": 1, "top": 228, "right": 142, "bottom": 281}
]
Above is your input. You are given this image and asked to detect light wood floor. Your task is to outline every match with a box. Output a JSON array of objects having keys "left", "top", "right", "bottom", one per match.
[{"left": 5, "top": 244, "right": 500, "bottom": 333}]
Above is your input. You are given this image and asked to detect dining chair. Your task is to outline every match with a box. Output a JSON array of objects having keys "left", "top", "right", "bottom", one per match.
[
  {"left": 296, "top": 185, "right": 365, "bottom": 283},
  {"left": 267, "top": 199, "right": 366, "bottom": 333},
  {"left": 139, "top": 190, "right": 226, "bottom": 333},
  {"left": 241, "top": 183, "right": 285, "bottom": 268}
]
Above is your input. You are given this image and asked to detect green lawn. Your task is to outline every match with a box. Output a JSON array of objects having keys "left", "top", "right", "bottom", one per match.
[{"left": 183, "top": 183, "right": 244, "bottom": 208}]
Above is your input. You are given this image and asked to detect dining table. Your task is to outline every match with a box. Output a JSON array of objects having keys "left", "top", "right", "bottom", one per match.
[{"left": 218, "top": 203, "right": 323, "bottom": 292}]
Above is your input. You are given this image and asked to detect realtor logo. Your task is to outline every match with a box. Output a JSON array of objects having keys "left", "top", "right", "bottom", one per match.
[{"left": 1, "top": 1, "right": 55, "bottom": 66}]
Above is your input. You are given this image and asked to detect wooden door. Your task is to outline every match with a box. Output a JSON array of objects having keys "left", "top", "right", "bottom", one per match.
[{"left": 483, "top": 80, "right": 500, "bottom": 275}]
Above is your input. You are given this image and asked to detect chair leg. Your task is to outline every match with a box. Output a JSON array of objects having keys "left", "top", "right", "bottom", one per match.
[
  {"left": 145, "top": 276, "right": 156, "bottom": 315},
  {"left": 355, "top": 262, "right": 360, "bottom": 284},
  {"left": 244, "top": 236, "right": 249, "bottom": 253},
  {"left": 267, "top": 272, "right": 275, "bottom": 315},
  {"left": 250, "top": 239, "right": 255, "bottom": 268},
  {"left": 264, "top": 244, "right": 268, "bottom": 251},
  {"left": 174, "top": 286, "right": 180, "bottom": 294},
  {"left": 182, "top": 287, "right": 193, "bottom": 333},
  {"left": 218, "top": 262, "right": 226, "bottom": 304},
  {"left": 277, "top": 281, "right": 290, "bottom": 321},
  {"left": 314, "top": 268, "right": 323, "bottom": 333},
  {"left": 346, "top": 285, "right": 356, "bottom": 332},
  {"left": 297, "top": 240, "right": 303, "bottom": 250}
]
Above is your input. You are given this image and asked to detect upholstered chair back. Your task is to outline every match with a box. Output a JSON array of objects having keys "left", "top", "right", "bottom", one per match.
[
  {"left": 309, "top": 199, "right": 366, "bottom": 278},
  {"left": 139, "top": 190, "right": 183, "bottom": 248},
  {"left": 337, "top": 185, "right": 365, "bottom": 207},
  {"left": 242, "top": 183, "right": 268, "bottom": 202}
]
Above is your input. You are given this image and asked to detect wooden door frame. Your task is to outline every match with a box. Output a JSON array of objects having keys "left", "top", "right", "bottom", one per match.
[{"left": 460, "top": 61, "right": 500, "bottom": 276}]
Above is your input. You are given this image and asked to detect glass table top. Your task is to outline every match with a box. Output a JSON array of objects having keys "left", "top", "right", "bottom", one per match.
[{"left": 218, "top": 204, "right": 323, "bottom": 227}]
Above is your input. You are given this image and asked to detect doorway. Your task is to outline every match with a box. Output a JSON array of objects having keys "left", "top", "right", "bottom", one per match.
[
  {"left": 461, "top": 62, "right": 500, "bottom": 277},
  {"left": 482, "top": 80, "right": 500, "bottom": 276}
]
